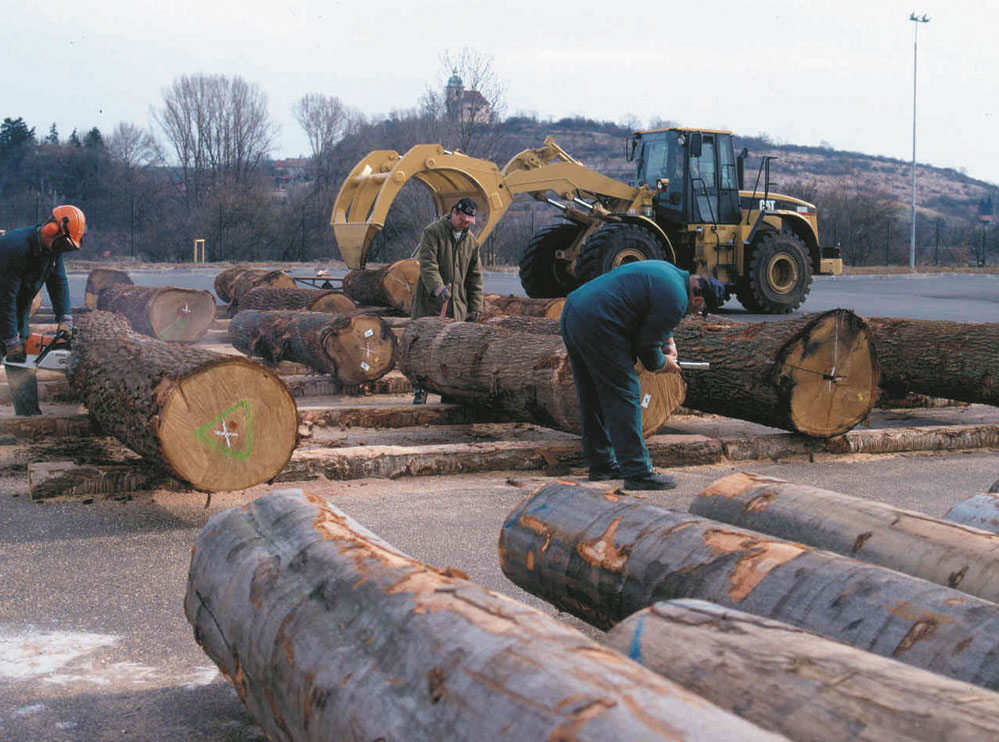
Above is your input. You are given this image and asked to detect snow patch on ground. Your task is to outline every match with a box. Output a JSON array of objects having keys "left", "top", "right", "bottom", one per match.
[{"left": 0, "top": 627, "right": 117, "bottom": 681}]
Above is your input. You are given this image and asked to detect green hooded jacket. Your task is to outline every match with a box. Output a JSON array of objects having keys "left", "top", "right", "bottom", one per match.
[{"left": 410, "top": 216, "right": 484, "bottom": 321}]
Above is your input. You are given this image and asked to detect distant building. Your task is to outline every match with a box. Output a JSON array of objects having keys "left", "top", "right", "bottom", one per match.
[
  {"left": 445, "top": 70, "right": 491, "bottom": 125},
  {"left": 273, "top": 158, "right": 313, "bottom": 187}
]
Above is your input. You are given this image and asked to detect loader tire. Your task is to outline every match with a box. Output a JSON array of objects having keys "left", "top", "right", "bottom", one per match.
[
  {"left": 576, "top": 223, "right": 665, "bottom": 285},
  {"left": 519, "top": 223, "right": 584, "bottom": 298},
  {"left": 741, "top": 230, "right": 813, "bottom": 313}
]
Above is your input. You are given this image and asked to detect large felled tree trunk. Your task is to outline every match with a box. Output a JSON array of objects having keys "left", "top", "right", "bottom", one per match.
[
  {"left": 84, "top": 268, "right": 133, "bottom": 308},
  {"left": 690, "top": 472, "right": 999, "bottom": 603},
  {"left": 498, "top": 479, "right": 999, "bottom": 690},
  {"left": 214, "top": 267, "right": 297, "bottom": 303},
  {"left": 229, "top": 310, "right": 396, "bottom": 384},
  {"left": 865, "top": 316, "right": 999, "bottom": 405},
  {"left": 479, "top": 293, "right": 566, "bottom": 321},
  {"left": 98, "top": 284, "right": 217, "bottom": 342},
  {"left": 68, "top": 311, "right": 298, "bottom": 491},
  {"left": 399, "top": 317, "right": 684, "bottom": 436},
  {"left": 185, "top": 488, "right": 787, "bottom": 742},
  {"left": 673, "top": 309, "right": 879, "bottom": 437},
  {"left": 944, "top": 493, "right": 999, "bottom": 533},
  {"left": 229, "top": 286, "right": 356, "bottom": 315},
  {"left": 341, "top": 258, "right": 419, "bottom": 314},
  {"left": 604, "top": 600, "right": 999, "bottom": 742}
]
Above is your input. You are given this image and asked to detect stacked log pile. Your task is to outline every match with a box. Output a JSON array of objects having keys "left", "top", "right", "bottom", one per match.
[
  {"left": 214, "top": 267, "right": 296, "bottom": 304},
  {"left": 479, "top": 293, "right": 565, "bottom": 321},
  {"left": 398, "top": 317, "right": 684, "bottom": 436},
  {"left": 341, "top": 258, "right": 419, "bottom": 314},
  {"left": 84, "top": 268, "right": 134, "bottom": 308},
  {"left": 68, "top": 311, "right": 298, "bottom": 491},
  {"left": 185, "top": 488, "right": 786, "bottom": 742},
  {"left": 228, "top": 286, "right": 356, "bottom": 315},
  {"left": 97, "top": 284, "right": 217, "bottom": 342},
  {"left": 229, "top": 310, "right": 396, "bottom": 384}
]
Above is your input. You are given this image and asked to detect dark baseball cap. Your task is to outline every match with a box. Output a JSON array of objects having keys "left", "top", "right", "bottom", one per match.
[{"left": 453, "top": 197, "right": 478, "bottom": 216}]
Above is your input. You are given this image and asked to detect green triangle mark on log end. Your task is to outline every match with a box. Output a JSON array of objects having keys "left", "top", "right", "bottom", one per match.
[{"left": 194, "top": 400, "right": 253, "bottom": 460}]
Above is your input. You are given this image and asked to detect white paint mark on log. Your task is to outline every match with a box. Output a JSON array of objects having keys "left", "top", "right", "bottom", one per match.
[{"left": 641, "top": 393, "right": 651, "bottom": 408}]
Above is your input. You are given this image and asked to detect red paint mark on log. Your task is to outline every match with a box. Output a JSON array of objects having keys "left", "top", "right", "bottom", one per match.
[
  {"left": 577, "top": 517, "right": 629, "bottom": 571},
  {"left": 852, "top": 532, "right": 873, "bottom": 553},
  {"left": 702, "top": 529, "right": 806, "bottom": 602}
]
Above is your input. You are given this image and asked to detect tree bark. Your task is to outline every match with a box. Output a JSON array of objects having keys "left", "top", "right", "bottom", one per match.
[
  {"left": 690, "top": 472, "right": 999, "bottom": 603},
  {"left": 84, "top": 268, "right": 134, "bottom": 308},
  {"left": 68, "top": 311, "right": 298, "bottom": 492},
  {"left": 944, "top": 493, "right": 999, "bottom": 533},
  {"left": 498, "top": 479, "right": 999, "bottom": 690},
  {"left": 481, "top": 315, "right": 561, "bottom": 335},
  {"left": 229, "top": 310, "right": 396, "bottom": 385},
  {"left": 214, "top": 267, "right": 296, "bottom": 303},
  {"left": 97, "top": 284, "right": 217, "bottom": 342},
  {"left": 673, "top": 309, "right": 879, "bottom": 437},
  {"left": 398, "top": 317, "right": 684, "bottom": 436},
  {"left": 865, "top": 316, "right": 999, "bottom": 405},
  {"left": 479, "top": 293, "right": 566, "bottom": 321},
  {"left": 604, "top": 599, "right": 999, "bottom": 742},
  {"left": 229, "top": 287, "right": 356, "bottom": 316},
  {"left": 341, "top": 258, "right": 419, "bottom": 314},
  {"left": 185, "top": 488, "right": 787, "bottom": 742}
]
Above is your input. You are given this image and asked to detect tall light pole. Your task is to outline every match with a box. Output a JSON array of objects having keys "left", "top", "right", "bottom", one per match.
[{"left": 909, "top": 12, "right": 930, "bottom": 271}]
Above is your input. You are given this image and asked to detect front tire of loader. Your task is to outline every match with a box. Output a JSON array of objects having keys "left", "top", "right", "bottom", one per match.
[
  {"left": 576, "top": 223, "right": 665, "bottom": 285},
  {"left": 519, "top": 222, "right": 584, "bottom": 298},
  {"left": 741, "top": 230, "right": 813, "bottom": 313}
]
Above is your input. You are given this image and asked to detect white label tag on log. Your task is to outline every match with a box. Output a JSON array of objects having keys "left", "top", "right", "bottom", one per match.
[
  {"left": 641, "top": 393, "right": 651, "bottom": 408},
  {"left": 364, "top": 329, "right": 374, "bottom": 338},
  {"left": 360, "top": 361, "right": 370, "bottom": 371}
]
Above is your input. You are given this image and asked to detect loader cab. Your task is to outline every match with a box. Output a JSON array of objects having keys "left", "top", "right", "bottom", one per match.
[{"left": 632, "top": 128, "right": 742, "bottom": 229}]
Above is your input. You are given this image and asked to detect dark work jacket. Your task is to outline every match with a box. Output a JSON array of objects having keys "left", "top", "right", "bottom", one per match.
[
  {"left": 0, "top": 226, "right": 72, "bottom": 342},
  {"left": 410, "top": 217, "right": 484, "bottom": 321},
  {"left": 561, "top": 261, "right": 689, "bottom": 371}
]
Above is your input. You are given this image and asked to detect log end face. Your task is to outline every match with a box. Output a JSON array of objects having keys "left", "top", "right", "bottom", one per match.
[{"left": 149, "top": 289, "right": 218, "bottom": 343}]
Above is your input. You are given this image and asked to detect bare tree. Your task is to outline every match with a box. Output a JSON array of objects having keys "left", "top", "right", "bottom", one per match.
[
  {"left": 153, "top": 74, "right": 277, "bottom": 208},
  {"left": 293, "top": 93, "right": 362, "bottom": 190},
  {"left": 107, "top": 122, "right": 162, "bottom": 171},
  {"left": 420, "top": 47, "right": 506, "bottom": 157}
]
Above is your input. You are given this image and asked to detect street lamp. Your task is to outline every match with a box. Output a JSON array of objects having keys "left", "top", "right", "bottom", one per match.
[{"left": 909, "top": 12, "right": 930, "bottom": 271}]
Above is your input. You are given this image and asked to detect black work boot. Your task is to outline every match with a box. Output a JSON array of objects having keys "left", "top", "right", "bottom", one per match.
[
  {"left": 623, "top": 470, "right": 677, "bottom": 491},
  {"left": 588, "top": 462, "right": 622, "bottom": 481},
  {"left": 413, "top": 389, "right": 427, "bottom": 405}
]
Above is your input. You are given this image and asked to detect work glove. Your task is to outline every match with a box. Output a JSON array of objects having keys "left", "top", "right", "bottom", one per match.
[
  {"left": 56, "top": 319, "right": 73, "bottom": 337},
  {"left": 4, "top": 339, "right": 26, "bottom": 364},
  {"left": 433, "top": 285, "right": 452, "bottom": 302},
  {"left": 465, "top": 312, "right": 480, "bottom": 322}
]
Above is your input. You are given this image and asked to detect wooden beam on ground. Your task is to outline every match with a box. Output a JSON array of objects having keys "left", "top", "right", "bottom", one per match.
[
  {"left": 605, "top": 599, "right": 999, "bottom": 742},
  {"left": 691, "top": 472, "right": 999, "bottom": 603},
  {"left": 98, "top": 284, "right": 217, "bottom": 342},
  {"left": 498, "top": 479, "right": 999, "bottom": 690},
  {"left": 0, "top": 414, "right": 94, "bottom": 439},
  {"left": 28, "top": 460, "right": 186, "bottom": 500},
  {"left": 185, "top": 489, "right": 786, "bottom": 742},
  {"left": 826, "top": 423, "right": 999, "bottom": 454}
]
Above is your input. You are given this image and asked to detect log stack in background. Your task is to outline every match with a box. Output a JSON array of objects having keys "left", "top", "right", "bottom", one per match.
[
  {"left": 229, "top": 310, "right": 396, "bottom": 385},
  {"left": 213, "top": 267, "right": 297, "bottom": 304},
  {"left": 84, "top": 268, "right": 134, "bottom": 308},
  {"left": 498, "top": 479, "right": 999, "bottom": 690},
  {"left": 229, "top": 286, "right": 357, "bottom": 316},
  {"left": 97, "top": 284, "right": 217, "bottom": 342},
  {"left": 674, "top": 309, "right": 879, "bottom": 437},
  {"left": 185, "top": 488, "right": 787, "bottom": 742},
  {"left": 341, "top": 258, "right": 419, "bottom": 314},
  {"left": 399, "top": 317, "right": 684, "bottom": 436},
  {"left": 479, "top": 293, "right": 566, "bottom": 321},
  {"left": 68, "top": 311, "right": 298, "bottom": 492}
]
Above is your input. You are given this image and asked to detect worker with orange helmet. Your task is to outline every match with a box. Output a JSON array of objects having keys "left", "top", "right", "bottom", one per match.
[{"left": 0, "top": 205, "right": 85, "bottom": 415}]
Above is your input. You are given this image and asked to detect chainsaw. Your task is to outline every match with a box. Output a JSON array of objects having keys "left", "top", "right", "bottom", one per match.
[{"left": 5, "top": 329, "right": 74, "bottom": 372}]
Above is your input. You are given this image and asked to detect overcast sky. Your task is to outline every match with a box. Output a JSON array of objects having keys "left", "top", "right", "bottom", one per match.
[{"left": 4, "top": 0, "right": 994, "bottom": 184}]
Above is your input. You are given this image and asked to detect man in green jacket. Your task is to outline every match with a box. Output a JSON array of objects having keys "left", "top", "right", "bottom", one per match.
[{"left": 410, "top": 197, "right": 485, "bottom": 404}]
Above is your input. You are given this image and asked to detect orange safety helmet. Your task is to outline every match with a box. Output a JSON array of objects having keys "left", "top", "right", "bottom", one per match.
[{"left": 40, "top": 205, "right": 86, "bottom": 250}]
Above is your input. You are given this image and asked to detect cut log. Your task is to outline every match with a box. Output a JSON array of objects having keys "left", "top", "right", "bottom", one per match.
[
  {"left": 482, "top": 315, "right": 561, "bottom": 335},
  {"left": 865, "top": 316, "right": 999, "bottom": 405},
  {"left": 213, "top": 267, "right": 296, "bottom": 303},
  {"left": 84, "top": 268, "right": 133, "bottom": 308},
  {"left": 229, "top": 310, "right": 396, "bottom": 385},
  {"left": 341, "top": 258, "right": 419, "bottom": 314},
  {"left": 690, "top": 472, "right": 999, "bottom": 603},
  {"left": 228, "top": 286, "right": 356, "bottom": 315},
  {"left": 68, "top": 311, "right": 298, "bottom": 491},
  {"left": 498, "top": 479, "right": 999, "bottom": 690},
  {"left": 399, "top": 317, "right": 684, "bottom": 436},
  {"left": 673, "top": 309, "right": 879, "bottom": 437},
  {"left": 605, "top": 599, "right": 999, "bottom": 742},
  {"left": 185, "top": 488, "right": 787, "bottom": 742},
  {"left": 479, "top": 293, "right": 566, "bottom": 321},
  {"left": 30, "top": 290, "right": 43, "bottom": 317},
  {"left": 97, "top": 284, "right": 217, "bottom": 342},
  {"left": 945, "top": 493, "right": 999, "bottom": 533}
]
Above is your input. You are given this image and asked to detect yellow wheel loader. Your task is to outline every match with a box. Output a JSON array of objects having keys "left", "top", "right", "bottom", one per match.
[{"left": 330, "top": 127, "right": 842, "bottom": 313}]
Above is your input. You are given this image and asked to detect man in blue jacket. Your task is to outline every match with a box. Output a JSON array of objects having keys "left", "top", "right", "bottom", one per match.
[
  {"left": 1, "top": 205, "right": 85, "bottom": 415},
  {"left": 560, "top": 261, "right": 725, "bottom": 490}
]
